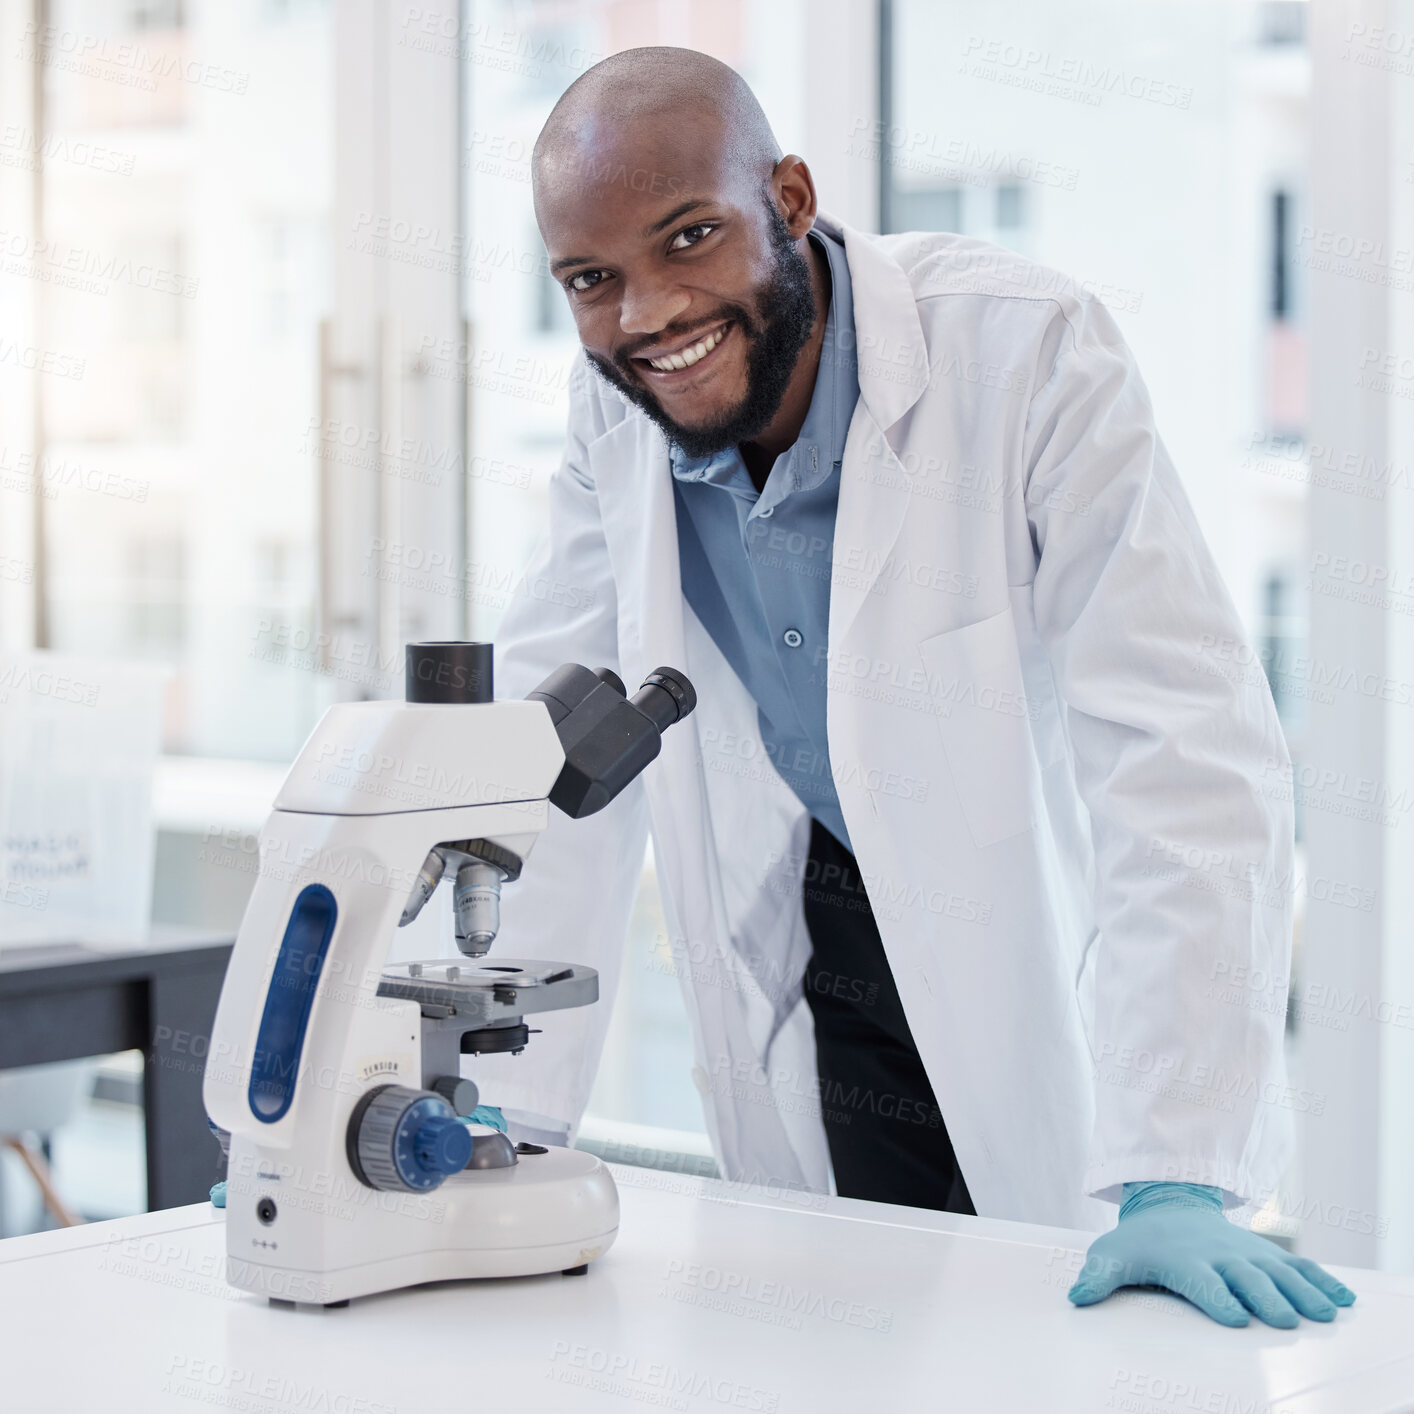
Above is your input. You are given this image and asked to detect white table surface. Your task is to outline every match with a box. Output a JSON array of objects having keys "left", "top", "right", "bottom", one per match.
[{"left": 3, "top": 1166, "right": 1413, "bottom": 1414}]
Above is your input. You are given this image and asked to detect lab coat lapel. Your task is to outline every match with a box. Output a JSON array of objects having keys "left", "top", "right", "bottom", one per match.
[
  {"left": 586, "top": 416, "right": 677, "bottom": 667},
  {"left": 818, "top": 212, "right": 931, "bottom": 430},
  {"left": 816, "top": 213, "right": 932, "bottom": 643}
]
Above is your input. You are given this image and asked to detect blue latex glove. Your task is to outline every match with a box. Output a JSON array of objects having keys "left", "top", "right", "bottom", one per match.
[
  {"left": 210, "top": 1180, "right": 226, "bottom": 1208},
  {"left": 1069, "top": 1182, "right": 1356, "bottom": 1327},
  {"left": 463, "top": 1104, "right": 507, "bottom": 1133}
]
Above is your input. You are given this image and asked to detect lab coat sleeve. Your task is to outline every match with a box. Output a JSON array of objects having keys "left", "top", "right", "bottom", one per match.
[
  {"left": 469, "top": 356, "right": 650, "bottom": 1142},
  {"left": 1021, "top": 296, "right": 1295, "bottom": 1209}
]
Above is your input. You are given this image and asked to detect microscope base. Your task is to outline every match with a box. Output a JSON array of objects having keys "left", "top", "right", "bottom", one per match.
[{"left": 224, "top": 1146, "right": 619, "bottom": 1305}]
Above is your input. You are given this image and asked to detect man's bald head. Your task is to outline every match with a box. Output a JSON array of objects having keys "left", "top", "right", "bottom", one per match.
[
  {"left": 531, "top": 48, "right": 825, "bottom": 462},
  {"left": 533, "top": 47, "right": 781, "bottom": 206}
]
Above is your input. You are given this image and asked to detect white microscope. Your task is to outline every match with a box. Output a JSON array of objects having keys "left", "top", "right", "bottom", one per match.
[{"left": 202, "top": 641, "right": 696, "bottom": 1306}]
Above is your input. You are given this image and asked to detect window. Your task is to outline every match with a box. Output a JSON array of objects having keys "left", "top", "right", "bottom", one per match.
[{"left": 9, "top": 0, "right": 338, "bottom": 760}]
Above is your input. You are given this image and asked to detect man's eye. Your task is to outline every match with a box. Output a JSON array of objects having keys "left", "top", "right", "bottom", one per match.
[
  {"left": 566, "top": 270, "right": 606, "bottom": 293},
  {"left": 668, "top": 222, "right": 717, "bottom": 251}
]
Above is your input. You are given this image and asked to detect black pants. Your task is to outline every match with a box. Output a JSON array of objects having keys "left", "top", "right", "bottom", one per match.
[{"left": 801, "top": 819, "right": 975, "bottom": 1214}]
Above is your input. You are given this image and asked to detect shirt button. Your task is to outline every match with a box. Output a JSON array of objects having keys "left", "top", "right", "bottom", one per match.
[{"left": 782, "top": 628, "right": 804, "bottom": 649}]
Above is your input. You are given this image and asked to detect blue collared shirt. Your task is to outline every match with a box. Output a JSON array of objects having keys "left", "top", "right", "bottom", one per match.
[{"left": 671, "top": 228, "right": 859, "bottom": 853}]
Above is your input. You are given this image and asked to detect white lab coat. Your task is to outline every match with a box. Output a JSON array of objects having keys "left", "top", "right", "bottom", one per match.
[{"left": 473, "top": 213, "right": 1295, "bottom": 1231}]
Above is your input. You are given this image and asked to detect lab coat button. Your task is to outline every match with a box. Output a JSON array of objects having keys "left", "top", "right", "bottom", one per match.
[{"left": 782, "top": 628, "right": 804, "bottom": 649}]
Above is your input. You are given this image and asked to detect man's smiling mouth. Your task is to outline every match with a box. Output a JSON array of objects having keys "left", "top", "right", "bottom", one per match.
[{"left": 632, "top": 321, "right": 732, "bottom": 375}]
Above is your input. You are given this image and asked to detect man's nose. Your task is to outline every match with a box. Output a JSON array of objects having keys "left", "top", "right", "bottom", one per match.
[{"left": 618, "top": 276, "right": 692, "bottom": 336}]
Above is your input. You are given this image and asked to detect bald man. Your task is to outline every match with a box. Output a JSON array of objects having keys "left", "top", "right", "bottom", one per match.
[{"left": 491, "top": 47, "right": 1354, "bottom": 1328}]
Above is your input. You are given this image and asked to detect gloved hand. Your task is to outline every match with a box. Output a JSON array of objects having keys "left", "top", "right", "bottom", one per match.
[
  {"left": 208, "top": 1119, "right": 229, "bottom": 1209},
  {"left": 1068, "top": 1182, "right": 1356, "bottom": 1327},
  {"left": 463, "top": 1104, "right": 507, "bottom": 1132}
]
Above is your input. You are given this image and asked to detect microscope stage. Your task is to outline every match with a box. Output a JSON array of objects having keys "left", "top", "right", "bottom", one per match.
[{"left": 377, "top": 959, "right": 599, "bottom": 1024}]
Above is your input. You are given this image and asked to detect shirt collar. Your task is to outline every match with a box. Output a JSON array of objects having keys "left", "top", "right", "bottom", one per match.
[{"left": 803, "top": 227, "right": 858, "bottom": 489}]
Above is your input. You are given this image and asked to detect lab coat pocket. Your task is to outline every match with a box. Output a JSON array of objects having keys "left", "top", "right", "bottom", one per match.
[{"left": 919, "top": 605, "right": 1045, "bottom": 849}]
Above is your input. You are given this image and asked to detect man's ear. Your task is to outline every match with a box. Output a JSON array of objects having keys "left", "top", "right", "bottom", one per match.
[{"left": 771, "top": 154, "right": 818, "bottom": 238}]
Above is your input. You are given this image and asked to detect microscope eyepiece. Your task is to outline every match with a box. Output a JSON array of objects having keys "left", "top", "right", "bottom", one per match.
[
  {"left": 528, "top": 661, "right": 698, "bottom": 818},
  {"left": 632, "top": 668, "right": 696, "bottom": 730}
]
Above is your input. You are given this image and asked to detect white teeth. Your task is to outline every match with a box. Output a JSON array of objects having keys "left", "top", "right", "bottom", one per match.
[{"left": 649, "top": 325, "right": 724, "bottom": 371}]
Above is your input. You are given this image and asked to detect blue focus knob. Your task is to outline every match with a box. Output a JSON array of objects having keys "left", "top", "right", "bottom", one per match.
[
  {"left": 350, "top": 1085, "right": 473, "bottom": 1192},
  {"left": 413, "top": 1114, "right": 473, "bottom": 1177}
]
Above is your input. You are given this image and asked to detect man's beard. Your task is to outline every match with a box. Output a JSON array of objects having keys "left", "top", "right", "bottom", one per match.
[{"left": 583, "top": 203, "right": 818, "bottom": 460}]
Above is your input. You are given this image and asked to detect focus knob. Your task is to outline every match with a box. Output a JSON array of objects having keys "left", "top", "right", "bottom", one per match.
[
  {"left": 414, "top": 1115, "right": 473, "bottom": 1173},
  {"left": 347, "top": 1085, "right": 472, "bottom": 1192},
  {"left": 430, "top": 1075, "right": 480, "bottom": 1115}
]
